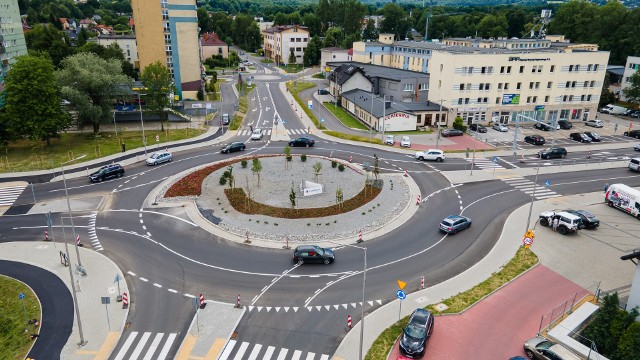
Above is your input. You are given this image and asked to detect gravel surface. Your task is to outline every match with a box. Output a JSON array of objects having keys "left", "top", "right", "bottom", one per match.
[{"left": 195, "top": 155, "right": 409, "bottom": 242}]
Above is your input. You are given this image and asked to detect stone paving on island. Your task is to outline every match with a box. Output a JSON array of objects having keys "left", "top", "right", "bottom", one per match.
[{"left": 195, "top": 156, "right": 410, "bottom": 242}]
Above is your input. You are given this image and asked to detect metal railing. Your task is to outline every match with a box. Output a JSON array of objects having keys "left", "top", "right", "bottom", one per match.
[{"left": 537, "top": 282, "right": 600, "bottom": 335}]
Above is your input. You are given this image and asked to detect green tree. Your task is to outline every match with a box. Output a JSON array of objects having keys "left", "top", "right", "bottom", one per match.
[
  {"left": 581, "top": 293, "right": 632, "bottom": 357},
  {"left": 4, "top": 55, "right": 70, "bottom": 145},
  {"left": 363, "top": 19, "right": 378, "bottom": 41},
  {"left": 617, "top": 322, "right": 640, "bottom": 360},
  {"left": 476, "top": 14, "right": 508, "bottom": 39},
  {"left": 600, "top": 73, "right": 616, "bottom": 108},
  {"left": 252, "top": 157, "right": 263, "bottom": 187},
  {"left": 232, "top": 14, "right": 261, "bottom": 52},
  {"left": 25, "top": 24, "right": 75, "bottom": 67},
  {"left": 140, "top": 61, "right": 172, "bottom": 131},
  {"left": 288, "top": 48, "right": 296, "bottom": 65},
  {"left": 380, "top": 3, "right": 411, "bottom": 40},
  {"left": 623, "top": 72, "right": 640, "bottom": 106},
  {"left": 452, "top": 116, "right": 467, "bottom": 132},
  {"left": 58, "top": 52, "right": 132, "bottom": 133},
  {"left": 76, "top": 27, "right": 88, "bottom": 47},
  {"left": 303, "top": 36, "right": 321, "bottom": 67},
  {"left": 26, "top": 7, "right": 38, "bottom": 25},
  {"left": 302, "top": 13, "right": 321, "bottom": 37},
  {"left": 323, "top": 27, "right": 343, "bottom": 48},
  {"left": 197, "top": 7, "right": 212, "bottom": 34}
]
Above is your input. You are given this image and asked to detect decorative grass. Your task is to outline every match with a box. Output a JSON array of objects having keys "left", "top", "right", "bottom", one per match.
[
  {"left": 323, "top": 102, "right": 369, "bottom": 130},
  {"left": 287, "top": 81, "right": 326, "bottom": 130},
  {"left": 224, "top": 185, "right": 381, "bottom": 219},
  {"left": 323, "top": 130, "right": 382, "bottom": 145},
  {"left": 0, "top": 275, "right": 41, "bottom": 360},
  {"left": 312, "top": 73, "right": 325, "bottom": 79},
  {"left": 365, "top": 246, "right": 538, "bottom": 360}
]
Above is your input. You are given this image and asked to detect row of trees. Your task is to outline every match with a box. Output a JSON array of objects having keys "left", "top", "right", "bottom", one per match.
[
  {"left": 197, "top": 10, "right": 261, "bottom": 52},
  {"left": 0, "top": 52, "right": 172, "bottom": 146},
  {"left": 19, "top": 0, "right": 132, "bottom": 28}
]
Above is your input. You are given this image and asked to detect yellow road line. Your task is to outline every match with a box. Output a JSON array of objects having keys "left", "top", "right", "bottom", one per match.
[
  {"left": 204, "top": 338, "right": 227, "bottom": 359},
  {"left": 78, "top": 332, "right": 120, "bottom": 360},
  {"left": 175, "top": 334, "right": 197, "bottom": 360}
]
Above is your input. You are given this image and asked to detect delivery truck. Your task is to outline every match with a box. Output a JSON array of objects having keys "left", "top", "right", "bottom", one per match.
[
  {"left": 599, "top": 104, "right": 627, "bottom": 115},
  {"left": 605, "top": 183, "right": 640, "bottom": 219}
]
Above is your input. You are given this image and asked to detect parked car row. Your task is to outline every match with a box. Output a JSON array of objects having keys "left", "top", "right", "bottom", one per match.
[
  {"left": 622, "top": 109, "right": 640, "bottom": 118},
  {"left": 538, "top": 208, "right": 600, "bottom": 235}
]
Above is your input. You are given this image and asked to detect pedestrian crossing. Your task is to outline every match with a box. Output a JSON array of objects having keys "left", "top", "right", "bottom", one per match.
[
  {"left": 237, "top": 129, "right": 309, "bottom": 136},
  {"left": 468, "top": 157, "right": 505, "bottom": 170},
  {"left": 0, "top": 184, "right": 27, "bottom": 206},
  {"left": 112, "top": 331, "right": 177, "bottom": 360},
  {"left": 502, "top": 177, "right": 562, "bottom": 200},
  {"left": 219, "top": 340, "right": 330, "bottom": 360}
]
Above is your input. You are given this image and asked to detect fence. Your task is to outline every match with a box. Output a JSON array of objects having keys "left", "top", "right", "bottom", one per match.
[{"left": 537, "top": 281, "right": 600, "bottom": 335}]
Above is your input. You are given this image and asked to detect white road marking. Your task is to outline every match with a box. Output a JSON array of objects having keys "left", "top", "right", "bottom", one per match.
[
  {"left": 129, "top": 332, "right": 151, "bottom": 360},
  {"left": 153, "top": 283, "right": 162, "bottom": 288},
  {"left": 142, "top": 333, "right": 164, "bottom": 360},
  {"left": 114, "top": 332, "right": 138, "bottom": 360},
  {"left": 156, "top": 333, "right": 176, "bottom": 360}
]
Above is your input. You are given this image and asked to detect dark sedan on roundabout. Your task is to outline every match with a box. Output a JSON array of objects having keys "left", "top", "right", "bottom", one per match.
[
  {"left": 220, "top": 142, "right": 246, "bottom": 154},
  {"left": 292, "top": 245, "right": 335, "bottom": 265},
  {"left": 289, "top": 136, "right": 315, "bottom": 147},
  {"left": 524, "top": 135, "right": 545, "bottom": 145},
  {"left": 439, "top": 215, "right": 472, "bottom": 234}
]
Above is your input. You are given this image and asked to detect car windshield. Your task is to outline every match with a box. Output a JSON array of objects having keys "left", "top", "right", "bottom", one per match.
[
  {"left": 404, "top": 324, "right": 426, "bottom": 339},
  {"left": 150, "top": 154, "right": 160, "bottom": 159},
  {"left": 536, "top": 340, "right": 554, "bottom": 350},
  {"left": 253, "top": 130, "right": 261, "bottom": 134}
]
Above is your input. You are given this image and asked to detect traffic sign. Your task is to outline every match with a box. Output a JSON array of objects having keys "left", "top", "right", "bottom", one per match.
[
  {"left": 396, "top": 290, "right": 406, "bottom": 300},
  {"left": 544, "top": 180, "right": 551, "bottom": 187},
  {"left": 397, "top": 280, "right": 407, "bottom": 290},
  {"left": 523, "top": 237, "right": 534, "bottom": 248},
  {"left": 492, "top": 156, "right": 498, "bottom": 163},
  {"left": 321, "top": 118, "right": 325, "bottom": 122},
  {"left": 155, "top": 135, "right": 160, "bottom": 142},
  {"left": 19, "top": 292, "right": 24, "bottom": 299},
  {"left": 524, "top": 229, "right": 535, "bottom": 239}
]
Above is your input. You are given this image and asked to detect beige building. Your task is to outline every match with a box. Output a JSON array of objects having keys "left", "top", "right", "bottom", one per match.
[
  {"left": 94, "top": 34, "right": 139, "bottom": 67},
  {"left": 261, "top": 25, "right": 309, "bottom": 65},
  {"left": 131, "top": 0, "right": 202, "bottom": 100},
  {"left": 200, "top": 32, "right": 229, "bottom": 60},
  {"left": 320, "top": 48, "right": 352, "bottom": 76},
  {"left": 352, "top": 34, "right": 609, "bottom": 125},
  {"left": 621, "top": 56, "right": 640, "bottom": 102}
]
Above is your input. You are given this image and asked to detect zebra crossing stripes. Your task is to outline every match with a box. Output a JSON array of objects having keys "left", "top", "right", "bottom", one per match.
[
  {"left": 219, "top": 340, "right": 329, "bottom": 360},
  {"left": 238, "top": 129, "right": 309, "bottom": 136},
  {"left": 502, "top": 177, "right": 562, "bottom": 200},
  {"left": 86, "top": 212, "right": 103, "bottom": 251},
  {"left": 468, "top": 157, "right": 505, "bottom": 170},
  {"left": 113, "top": 331, "right": 177, "bottom": 360},
  {"left": 0, "top": 184, "right": 27, "bottom": 206}
]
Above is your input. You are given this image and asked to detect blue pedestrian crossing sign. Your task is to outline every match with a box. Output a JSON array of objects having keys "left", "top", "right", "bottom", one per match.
[
  {"left": 396, "top": 290, "right": 406, "bottom": 300},
  {"left": 492, "top": 156, "right": 498, "bottom": 163},
  {"left": 321, "top": 118, "right": 325, "bottom": 122},
  {"left": 544, "top": 180, "right": 551, "bottom": 187},
  {"left": 19, "top": 292, "right": 24, "bottom": 299}
]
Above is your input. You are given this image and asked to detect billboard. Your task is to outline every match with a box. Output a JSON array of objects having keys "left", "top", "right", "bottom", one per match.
[{"left": 502, "top": 94, "right": 520, "bottom": 105}]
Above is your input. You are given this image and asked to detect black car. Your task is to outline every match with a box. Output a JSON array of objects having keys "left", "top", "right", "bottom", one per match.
[
  {"left": 292, "top": 245, "right": 335, "bottom": 265},
  {"left": 317, "top": 89, "right": 330, "bottom": 95},
  {"left": 524, "top": 135, "right": 545, "bottom": 145},
  {"left": 399, "top": 308, "right": 434, "bottom": 358},
  {"left": 469, "top": 124, "right": 487, "bottom": 133},
  {"left": 624, "top": 130, "right": 640, "bottom": 139},
  {"left": 564, "top": 209, "right": 600, "bottom": 228},
  {"left": 558, "top": 120, "right": 573, "bottom": 129},
  {"left": 289, "top": 136, "right": 315, "bottom": 147},
  {"left": 538, "top": 147, "right": 567, "bottom": 159},
  {"left": 569, "top": 132, "right": 591, "bottom": 143},
  {"left": 630, "top": 110, "right": 640, "bottom": 118},
  {"left": 584, "top": 131, "right": 601, "bottom": 142},
  {"left": 441, "top": 129, "right": 464, "bottom": 137},
  {"left": 220, "top": 142, "right": 246, "bottom": 153},
  {"left": 534, "top": 122, "right": 551, "bottom": 131},
  {"left": 89, "top": 164, "right": 124, "bottom": 182}
]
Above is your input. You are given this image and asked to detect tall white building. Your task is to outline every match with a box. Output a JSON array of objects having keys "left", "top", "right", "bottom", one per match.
[
  {"left": 620, "top": 56, "right": 639, "bottom": 102},
  {"left": 352, "top": 34, "right": 609, "bottom": 126},
  {"left": 261, "top": 25, "right": 309, "bottom": 65},
  {"left": 0, "top": 0, "right": 28, "bottom": 101}
]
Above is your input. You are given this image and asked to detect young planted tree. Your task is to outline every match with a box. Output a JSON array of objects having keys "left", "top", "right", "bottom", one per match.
[
  {"left": 289, "top": 182, "right": 296, "bottom": 209},
  {"left": 288, "top": 48, "right": 296, "bottom": 66},
  {"left": 312, "top": 161, "right": 323, "bottom": 182},
  {"left": 244, "top": 174, "right": 252, "bottom": 212},
  {"left": 373, "top": 153, "right": 380, "bottom": 180},
  {"left": 225, "top": 165, "right": 235, "bottom": 189},
  {"left": 283, "top": 145, "right": 292, "bottom": 169},
  {"left": 251, "top": 157, "right": 263, "bottom": 187},
  {"left": 140, "top": 61, "right": 172, "bottom": 131},
  {"left": 336, "top": 187, "right": 344, "bottom": 211},
  {"left": 622, "top": 71, "right": 640, "bottom": 106},
  {"left": 4, "top": 55, "right": 70, "bottom": 145}
]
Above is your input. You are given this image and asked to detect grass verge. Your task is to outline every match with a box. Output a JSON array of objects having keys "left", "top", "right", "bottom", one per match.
[
  {"left": 0, "top": 127, "right": 206, "bottom": 173},
  {"left": 232, "top": 83, "right": 256, "bottom": 130},
  {"left": 365, "top": 246, "right": 538, "bottom": 360},
  {"left": 287, "top": 81, "right": 326, "bottom": 130},
  {"left": 0, "top": 275, "right": 41, "bottom": 360},
  {"left": 312, "top": 73, "right": 325, "bottom": 79},
  {"left": 323, "top": 103, "right": 369, "bottom": 130},
  {"left": 323, "top": 130, "right": 382, "bottom": 145},
  {"left": 260, "top": 59, "right": 273, "bottom": 64},
  {"left": 280, "top": 64, "right": 304, "bottom": 73}
]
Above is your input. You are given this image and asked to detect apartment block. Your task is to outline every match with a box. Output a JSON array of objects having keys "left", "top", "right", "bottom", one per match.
[
  {"left": 94, "top": 34, "right": 139, "bottom": 67},
  {"left": 131, "top": 0, "right": 201, "bottom": 100},
  {"left": 352, "top": 34, "right": 609, "bottom": 125},
  {"left": 0, "top": 0, "right": 27, "bottom": 97},
  {"left": 620, "top": 56, "right": 640, "bottom": 102},
  {"left": 261, "top": 25, "right": 309, "bottom": 65}
]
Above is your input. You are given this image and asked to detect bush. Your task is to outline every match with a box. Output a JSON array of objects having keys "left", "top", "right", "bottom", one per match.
[
  {"left": 241, "top": 160, "right": 248, "bottom": 168},
  {"left": 331, "top": 160, "right": 337, "bottom": 168},
  {"left": 219, "top": 176, "right": 227, "bottom": 185},
  {"left": 338, "top": 164, "right": 345, "bottom": 171},
  {"left": 453, "top": 116, "right": 468, "bottom": 132},
  {"left": 286, "top": 156, "right": 292, "bottom": 161},
  {"left": 301, "top": 154, "right": 307, "bottom": 162}
]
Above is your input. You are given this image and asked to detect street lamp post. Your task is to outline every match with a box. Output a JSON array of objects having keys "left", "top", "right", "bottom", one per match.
[
  {"left": 138, "top": 93, "right": 148, "bottom": 156},
  {"left": 381, "top": 95, "right": 387, "bottom": 140},
  {"left": 61, "top": 216, "right": 87, "bottom": 346},
  {"left": 525, "top": 154, "right": 543, "bottom": 232},
  {"left": 61, "top": 154, "right": 87, "bottom": 269},
  {"left": 326, "top": 240, "right": 366, "bottom": 360},
  {"left": 435, "top": 99, "right": 445, "bottom": 149},
  {"left": 470, "top": 128, "right": 478, "bottom": 175}
]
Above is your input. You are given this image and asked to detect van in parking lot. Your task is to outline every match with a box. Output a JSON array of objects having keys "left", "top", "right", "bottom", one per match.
[
  {"left": 600, "top": 104, "right": 626, "bottom": 115},
  {"left": 605, "top": 183, "right": 640, "bottom": 219}
]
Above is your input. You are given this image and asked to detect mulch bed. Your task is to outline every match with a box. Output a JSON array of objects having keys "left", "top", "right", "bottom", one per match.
[{"left": 224, "top": 185, "right": 381, "bottom": 219}]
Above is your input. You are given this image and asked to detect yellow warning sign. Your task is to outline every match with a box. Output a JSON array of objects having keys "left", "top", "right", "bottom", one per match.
[
  {"left": 524, "top": 230, "right": 535, "bottom": 239},
  {"left": 397, "top": 280, "right": 407, "bottom": 290}
]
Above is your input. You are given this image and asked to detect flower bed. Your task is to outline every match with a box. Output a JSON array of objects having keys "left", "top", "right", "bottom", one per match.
[{"left": 224, "top": 185, "right": 381, "bottom": 219}]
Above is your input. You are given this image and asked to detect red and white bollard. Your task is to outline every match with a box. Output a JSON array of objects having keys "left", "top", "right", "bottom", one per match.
[
  {"left": 416, "top": 194, "right": 421, "bottom": 205},
  {"left": 420, "top": 276, "right": 425, "bottom": 290},
  {"left": 404, "top": 169, "right": 408, "bottom": 177},
  {"left": 122, "top": 292, "right": 128, "bottom": 309},
  {"left": 346, "top": 314, "right": 352, "bottom": 330},
  {"left": 349, "top": 155, "right": 353, "bottom": 163},
  {"left": 199, "top": 293, "right": 205, "bottom": 309},
  {"left": 235, "top": 294, "right": 241, "bottom": 308},
  {"left": 587, "top": 151, "right": 591, "bottom": 159},
  {"left": 44, "top": 230, "right": 49, "bottom": 241},
  {"left": 357, "top": 229, "right": 363, "bottom": 243},
  {"left": 76, "top": 234, "right": 81, "bottom": 246}
]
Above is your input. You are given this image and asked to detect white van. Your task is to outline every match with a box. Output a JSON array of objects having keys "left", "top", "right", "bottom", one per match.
[
  {"left": 600, "top": 104, "right": 627, "bottom": 115},
  {"left": 605, "top": 183, "right": 640, "bottom": 219}
]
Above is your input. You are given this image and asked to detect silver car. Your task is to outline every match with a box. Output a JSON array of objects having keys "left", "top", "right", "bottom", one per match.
[
  {"left": 250, "top": 129, "right": 263, "bottom": 140},
  {"left": 145, "top": 151, "right": 172, "bottom": 166},
  {"left": 523, "top": 337, "right": 581, "bottom": 360},
  {"left": 493, "top": 123, "right": 508, "bottom": 132}
]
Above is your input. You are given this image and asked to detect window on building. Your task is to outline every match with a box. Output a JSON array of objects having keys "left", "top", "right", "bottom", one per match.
[
  {"left": 481, "top": 66, "right": 487, "bottom": 74},
  {"left": 498, "top": 83, "right": 503, "bottom": 90},
  {"left": 468, "top": 67, "right": 473, "bottom": 74},
  {"left": 587, "top": 94, "right": 592, "bottom": 101},
  {"left": 465, "top": 98, "right": 470, "bottom": 104},
  {"left": 587, "top": 64, "right": 592, "bottom": 71},
  {"left": 563, "top": 95, "right": 568, "bottom": 102},
  {"left": 550, "top": 65, "right": 555, "bottom": 73},
  {"left": 404, "top": 84, "right": 414, "bottom": 92},
  {"left": 571, "top": 81, "right": 576, "bottom": 88},
  {"left": 594, "top": 64, "right": 598, "bottom": 71},
  {"left": 529, "top": 82, "right": 533, "bottom": 90},
  {"left": 458, "top": 98, "right": 463, "bottom": 105},
  {"left": 545, "top": 95, "right": 549, "bottom": 103},
  {"left": 569, "top": 65, "right": 573, "bottom": 72},
  {"left": 565, "top": 81, "right": 570, "bottom": 88},
  {"left": 519, "top": 66, "right": 524, "bottom": 73},
  {"left": 479, "top": 83, "right": 484, "bottom": 90},
  {"left": 477, "top": 97, "right": 482, "bottom": 103},
  {"left": 496, "top": 97, "right": 500, "bottom": 104},
  {"left": 504, "top": 83, "right": 509, "bottom": 90},
  {"left": 500, "top": 66, "right": 505, "bottom": 74},
  {"left": 507, "top": 66, "right": 511, "bottom": 74},
  {"left": 569, "top": 95, "right": 573, "bottom": 101},
  {"left": 575, "top": 65, "right": 580, "bottom": 72},
  {"left": 532, "top": 96, "right": 537, "bottom": 103},
  {"left": 517, "top": 82, "right": 521, "bottom": 90},
  {"left": 485, "top": 83, "right": 490, "bottom": 90},
  {"left": 483, "top": 97, "right": 488, "bottom": 103},
  {"left": 590, "top": 81, "right": 595, "bottom": 87},
  {"left": 459, "top": 84, "right": 464, "bottom": 90},
  {"left": 527, "top": 96, "right": 531, "bottom": 103},
  {"left": 581, "top": 95, "right": 585, "bottom": 101},
  {"left": 488, "top": 66, "right": 493, "bottom": 73}
]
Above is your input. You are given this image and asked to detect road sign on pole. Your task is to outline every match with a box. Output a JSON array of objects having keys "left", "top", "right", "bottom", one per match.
[
  {"left": 101, "top": 296, "right": 111, "bottom": 330},
  {"left": 396, "top": 290, "right": 406, "bottom": 300},
  {"left": 397, "top": 280, "right": 407, "bottom": 290},
  {"left": 523, "top": 237, "right": 534, "bottom": 248},
  {"left": 544, "top": 180, "right": 551, "bottom": 187},
  {"left": 524, "top": 230, "right": 535, "bottom": 239}
]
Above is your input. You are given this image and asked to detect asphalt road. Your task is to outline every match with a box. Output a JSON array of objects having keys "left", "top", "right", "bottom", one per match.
[{"left": 0, "top": 260, "right": 73, "bottom": 360}]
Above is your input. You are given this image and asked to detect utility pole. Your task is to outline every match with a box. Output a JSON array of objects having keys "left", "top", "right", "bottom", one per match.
[{"left": 424, "top": 0, "right": 433, "bottom": 41}]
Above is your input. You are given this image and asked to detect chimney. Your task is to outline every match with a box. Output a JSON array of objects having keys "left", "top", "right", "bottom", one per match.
[{"left": 385, "top": 100, "right": 391, "bottom": 109}]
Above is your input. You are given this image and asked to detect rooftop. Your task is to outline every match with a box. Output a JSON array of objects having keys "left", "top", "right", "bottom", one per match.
[
  {"left": 327, "top": 61, "right": 427, "bottom": 82},
  {"left": 341, "top": 88, "right": 443, "bottom": 118},
  {"left": 263, "top": 24, "right": 308, "bottom": 34}
]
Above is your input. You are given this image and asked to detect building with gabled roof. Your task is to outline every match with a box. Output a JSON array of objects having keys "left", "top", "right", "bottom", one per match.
[
  {"left": 261, "top": 25, "right": 309, "bottom": 65},
  {"left": 200, "top": 32, "right": 228, "bottom": 60}
]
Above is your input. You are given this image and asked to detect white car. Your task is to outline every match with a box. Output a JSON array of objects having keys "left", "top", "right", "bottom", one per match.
[
  {"left": 634, "top": 144, "right": 640, "bottom": 151},
  {"left": 146, "top": 151, "right": 172, "bottom": 166},
  {"left": 415, "top": 149, "right": 445, "bottom": 162},
  {"left": 492, "top": 123, "right": 508, "bottom": 132},
  {"left": 250, "top": 129, "right": 263, "bottom": 140},
  {"left": 384, "top": 135, "right": 395, "bottom": 145},
  {"left": 400, "top": 136, "right": 411, "bottom": 148}
]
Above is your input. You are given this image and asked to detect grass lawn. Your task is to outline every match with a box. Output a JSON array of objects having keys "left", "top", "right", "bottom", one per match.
[
  {"left": 365, "top": 246, "right": 538, "bottom": 360},
  {"left": 232, "top": 83, "right": 256, "bottom": 130},
  {"left": 323, "top": 102, "right": 368, "bottom": 130},
  {"left": 0, "top": 127, "right": 206, "bottom": 173},
  {"left": 287, "top": 81, "right": 326, "bottom": 130},
  {"left": 312, "top": 73, "right": 325, "bottom": 79},
  {"left": 386, "top": 130, "right": 434, "bottom": 135},
  {"left": 324, "top": 130, "right": 382, "bottom": 145},
  {"left": 259, "top": 59, "right": 273, "bottom": 63},
  {"left": 0, "top": 275, "right": 41, "bottom": 360},
  {"left": 280, "top": 64, "right": 304, "bottom": 73}
]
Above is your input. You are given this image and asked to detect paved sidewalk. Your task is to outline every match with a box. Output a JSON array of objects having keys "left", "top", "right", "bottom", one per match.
[{"left": 0, "top": 241, "right": 129, "bottom": 360}]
